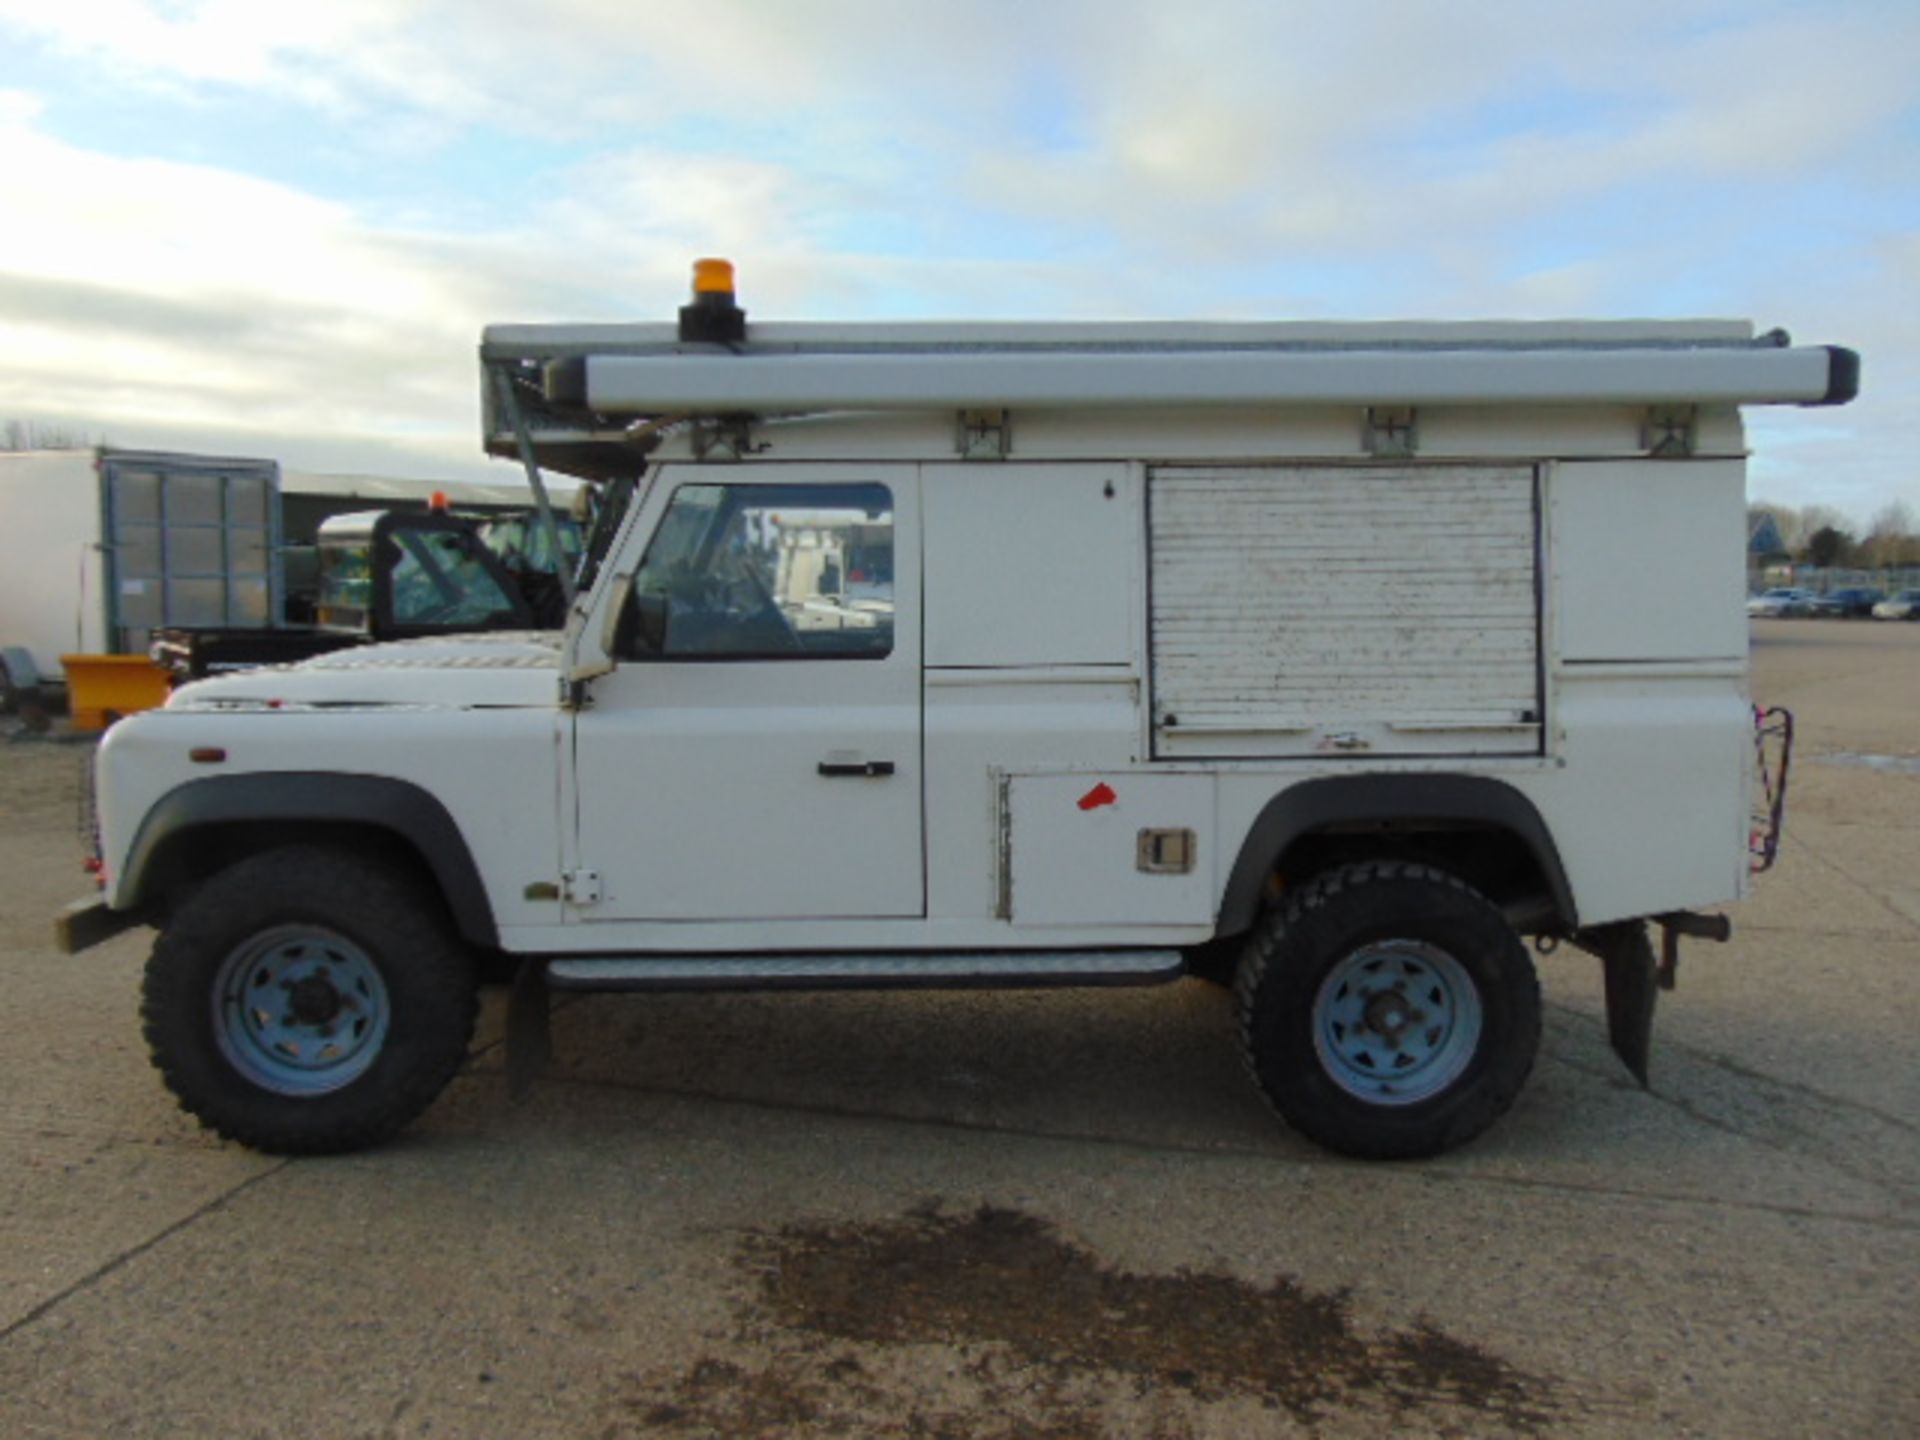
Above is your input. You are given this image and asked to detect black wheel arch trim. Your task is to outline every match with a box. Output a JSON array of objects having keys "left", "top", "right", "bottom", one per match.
[
  {"left": 1217, "top": 773, "right": 1578, "bottom": 936},
  {"left": 120, "top": 773, "right": 499, "bottom": 947}
]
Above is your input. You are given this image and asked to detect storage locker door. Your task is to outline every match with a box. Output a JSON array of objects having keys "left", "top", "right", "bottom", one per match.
[{"left": 1149, "top": 465, "right": 1541, "bottom": 759}]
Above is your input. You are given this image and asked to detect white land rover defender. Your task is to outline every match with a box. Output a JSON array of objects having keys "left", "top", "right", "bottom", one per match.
[{"left": 59, "top": 263, "right": 1847, "bottom": 1160}]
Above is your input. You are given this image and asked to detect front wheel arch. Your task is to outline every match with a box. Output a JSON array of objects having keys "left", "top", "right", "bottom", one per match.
[{"left": 118, "top": 773, "right": 498, "bottom": 948}]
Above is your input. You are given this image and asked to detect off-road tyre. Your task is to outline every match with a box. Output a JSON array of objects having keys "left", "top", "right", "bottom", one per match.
[
  {"left": 141, "top": 845, "right": 478, "bottom": 1155},
  {"left": 1233, "top": 861, "right": 1540, "bottom": 1160}
]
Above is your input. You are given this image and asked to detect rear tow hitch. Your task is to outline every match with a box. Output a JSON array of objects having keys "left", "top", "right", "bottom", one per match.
[
  {"left": 1653, "top": 909, "right": 1732, "bottom": 991},
  {"left": 1574, "top": 912, "right": 1731, "bottom": 1088}
]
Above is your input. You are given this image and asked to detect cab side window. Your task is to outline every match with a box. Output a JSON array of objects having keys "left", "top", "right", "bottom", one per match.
[
  {"left": 388, "top": 526, "right": 521, "bottom": 627},
  {"left": 618, "top": 483, "right": 894, "bottom": 660}
]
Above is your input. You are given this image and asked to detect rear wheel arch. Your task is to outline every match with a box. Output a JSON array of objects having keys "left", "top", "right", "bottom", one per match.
[
  {"left": 1215, "top": 774, "right": 1578, "bottom": 939},
  {"left": 120, "top": 773, "right": 499, "bottom": 948}
]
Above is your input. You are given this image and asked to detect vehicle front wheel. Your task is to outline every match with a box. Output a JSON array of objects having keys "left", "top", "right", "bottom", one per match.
[
  {"left": 1234, "top": 861, "right": 1540, "bottom": 1160},
  {"left": 141, "top": 845, "right": 477, "bottom": 1155}
]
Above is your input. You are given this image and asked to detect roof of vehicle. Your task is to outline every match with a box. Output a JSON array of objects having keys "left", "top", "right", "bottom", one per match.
[
  {"left": 478, "top": 274, "right": 1858, "bottom": 478},
  {"left": 484, "top": 316, "right": 1764, "bottom": 355}
]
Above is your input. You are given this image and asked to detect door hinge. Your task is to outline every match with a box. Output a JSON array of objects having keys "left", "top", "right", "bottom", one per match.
[
  {"left": 1364, "top": 406, "right": 1419, "bottom": 457},
  {"left": 692, "top": 415, "right": 761, "bottom": 462},
  {"left": 1642, "top": 404, "right": 1697, "bottom": 457},
  {"left": 562, "top": 869, "right": 602, "bottom": 905},
  {"left": 956, "top": 408, "right": 1012, "bottom": 460}
]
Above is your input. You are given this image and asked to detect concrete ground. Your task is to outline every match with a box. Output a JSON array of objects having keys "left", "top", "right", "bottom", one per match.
[{"left": 0, "top": 622, "right": 1914, "bottom": 1438}]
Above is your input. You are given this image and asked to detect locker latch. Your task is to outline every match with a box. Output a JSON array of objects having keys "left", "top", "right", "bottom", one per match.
[{"left": 1137, "top": 828, "right": 1197, "bottom": 875}]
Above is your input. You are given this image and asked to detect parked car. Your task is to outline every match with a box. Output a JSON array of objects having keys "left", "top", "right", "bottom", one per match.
[
  {"left": 1871, "top": 589, "right": 1920, "bottom": 620},
  {"left": 1747, "top": 587, "right": 1812, "bottom": 618},
  {"left": 1807, "top": 587, "right": 1885, "bottom": 618}
]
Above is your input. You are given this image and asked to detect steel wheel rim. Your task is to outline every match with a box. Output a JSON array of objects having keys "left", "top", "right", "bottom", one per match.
[
  {"left": 1311, "top": 939, "right": 1483, "bottom": 1106},
  {"left": 212, "top": 925, "right": 391, "bottom": 1096}
]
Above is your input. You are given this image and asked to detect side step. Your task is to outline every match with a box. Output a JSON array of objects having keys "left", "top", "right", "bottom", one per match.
[{"left": 544, "top": 950, "right": 1186, "bottom": 993}]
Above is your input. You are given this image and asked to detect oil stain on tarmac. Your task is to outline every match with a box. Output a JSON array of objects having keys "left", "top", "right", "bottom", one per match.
[{"left": 620, "top": 1203, "right": 1567, "bottom": 1437}]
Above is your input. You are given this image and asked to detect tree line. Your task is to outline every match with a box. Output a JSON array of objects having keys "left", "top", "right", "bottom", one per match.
[
  {"left": 1, "top": 420, "right": 98, "bottom": 451},
  {"left": 1748, "top": 500, "right": 1920, "bottom": 570}
]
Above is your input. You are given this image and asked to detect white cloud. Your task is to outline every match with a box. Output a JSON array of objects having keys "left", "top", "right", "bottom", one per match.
[
  {"left": 0, "top": 0, "right": 387, "bottom": 89},
  {"left": 0, "top": 88, "right": 43, "bottom": 125},
  {"left": 959, "top": 3, "right": 1920, "bottom": 275},
  {"left": 0, "top": 0, "right": 1049, "bottom": 140},
  {"left": 0, "top": 1, "right": 1912, "bottom": 512},
  {"left": 0, "top": 97, "right": 534, "bottom": 474}
]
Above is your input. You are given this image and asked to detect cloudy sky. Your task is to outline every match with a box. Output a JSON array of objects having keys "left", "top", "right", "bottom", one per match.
[{"left": 1, "top": 0, "right": 1915, "bottom": 522}]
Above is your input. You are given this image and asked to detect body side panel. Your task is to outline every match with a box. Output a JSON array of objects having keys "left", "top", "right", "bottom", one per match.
[{"left": 100, "top": 706, "right": 565, "bottom": 938}]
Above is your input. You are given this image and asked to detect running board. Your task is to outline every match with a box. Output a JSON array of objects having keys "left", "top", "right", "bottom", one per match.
[{"left": 543, "top": 950, "right": 1186, "bottom": 993}]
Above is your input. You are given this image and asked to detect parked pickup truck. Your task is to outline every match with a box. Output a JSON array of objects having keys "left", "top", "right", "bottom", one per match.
[
  {"left": 59, "top": 261, "right": 1851, "bottom": 1161},
  {"left": 151, "top": 507, "right": 582, "bottom": 681}
]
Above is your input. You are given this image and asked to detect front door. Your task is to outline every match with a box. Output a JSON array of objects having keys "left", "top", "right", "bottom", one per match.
[{"left": 570, "top": 464, "right": 923, "bottom": 921}]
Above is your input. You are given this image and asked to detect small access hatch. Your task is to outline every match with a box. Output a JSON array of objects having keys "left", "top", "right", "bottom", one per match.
[{"left": 1006, "top": 774, "right": 1214, "bottom": 926}]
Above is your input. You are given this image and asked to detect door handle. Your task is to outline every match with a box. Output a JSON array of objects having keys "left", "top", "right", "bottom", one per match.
[{"left": 818, "top": 759, "right": 896, "bottom": 777}]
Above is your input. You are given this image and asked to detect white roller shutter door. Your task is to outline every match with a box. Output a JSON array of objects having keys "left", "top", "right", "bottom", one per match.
[{"left": 1149, "top": 464, "right": 1542, "bottom": 758}]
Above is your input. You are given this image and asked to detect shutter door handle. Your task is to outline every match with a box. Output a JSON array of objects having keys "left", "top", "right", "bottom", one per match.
[{"left": 818, "top": 759, "right": 896, "bottom": 778}]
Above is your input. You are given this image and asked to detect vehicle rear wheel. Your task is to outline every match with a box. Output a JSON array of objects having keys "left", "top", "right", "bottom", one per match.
[
  {"left": 142, "top": 845, "right": 477, "bottom": 1154},
  {"left": 1234, "top": 861, "right": 1540, "bottom": 1159}
]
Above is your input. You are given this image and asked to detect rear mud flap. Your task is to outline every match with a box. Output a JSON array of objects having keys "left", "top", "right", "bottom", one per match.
[
  {"left": 1576, "top": 922, "right": 1658, "bottom": 1088},
  {"left": 1576, "top": 912, "right": 1732, "bottom": 1087}
]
